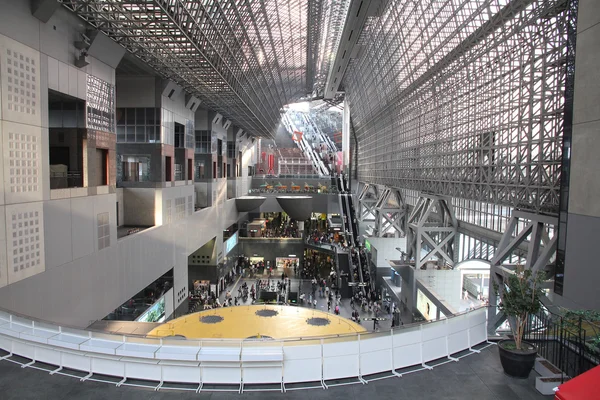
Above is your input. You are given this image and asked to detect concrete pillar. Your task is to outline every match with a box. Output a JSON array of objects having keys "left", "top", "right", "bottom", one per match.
[{"left": 560, "top": 0, "right": 600, "bottom": 310}]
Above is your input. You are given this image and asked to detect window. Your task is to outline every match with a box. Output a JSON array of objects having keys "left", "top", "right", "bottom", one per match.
[
  {"left": 121, "top": 155, "right": 150, "bottom": 182},
  {"left": 196, "top": 161, "right": 205, "bottom": 179},
  {"left": 116, "top": 107, "right": 160, "bottom": 143},
  {"left": 97, "top": 212, "right": 110, "bottom": 250}
]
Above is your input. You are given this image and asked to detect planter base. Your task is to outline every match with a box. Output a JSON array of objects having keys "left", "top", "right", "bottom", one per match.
[{"left": 498, "top": 340, "right": 537, "bottom": 379}]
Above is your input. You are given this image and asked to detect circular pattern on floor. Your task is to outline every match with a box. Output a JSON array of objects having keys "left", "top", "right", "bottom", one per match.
[
  {"left": 255, "top": 309, "right": 279, "bottom": 317},
  {"left": 200, "top": 315, "right": 224, "bottom": 324},
  {"left": 148, "top": 305, "right": 365, "bottom": 339},
  {"left": 306, "top": 317, "right": 330, "bottom": 326}
]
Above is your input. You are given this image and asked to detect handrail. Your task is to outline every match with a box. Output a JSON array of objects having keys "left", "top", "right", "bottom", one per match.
[{"left": 0, "top": 302, "right": 488, "bottom": 344}]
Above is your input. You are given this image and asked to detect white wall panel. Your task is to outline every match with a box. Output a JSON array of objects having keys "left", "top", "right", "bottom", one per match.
[
  {"left": 393, "top": 343, "right": 421, "bottom": 369},
  {"left": 282, "top": 359, "right": 322, "bottom": 383},
  {"left": 92, "top": 356, "right": 125, "bottom": 377},
  {"left": 242, "top": 366, "right": 281, "bottom": 384},
  {"left": 422, "top": 337, "right": 447, "bottom": 362},
  {"left": 0, "top": 0, "right": 40, "bottom": 52},
  {"left": 0, "top": 206, "right": 7, "bottom": 288},
  {"left": 68, "top": 65, "right": 78, "bottom": 98},
  {"left": 124, "top": 361, "right": 161, "bottom": 381},
  {"left": 5, "top": 201, "right": 45, "bottom": 284},
  {"left": 58, "top": 60, "right": 69, "bottom": 94},
  {"left": 71, "top": 197, "right": 95, "bottom": 260},
  {"left": 360, "top": 349, "right": 392, "bottom": 375},
  {"left": 323, "top": 355, "right": 359, "bottom": 380},
  {"left": 2, "top": 121, "right": 43, "bottom": 204},
  {"left": 447, "top": 331, "right": 469, "bottom": 354},
  {"left": 421, "top": 322, "right": 447, "bottom": 342},
  {"left": 43, "top": 199, "right": 73, "bottom": 269},
  {"left": 392, "top": 326, "right": 421, "bottom": 346},
  {"left": 161, "top": 363, "right": 200, "bottom": 383},
  {"left": 202, "top": 366, "right": 241, "bottom": 384},
  {"left": 47, "top": 56, "right": 58, "bottom": 91},
  {"left": 77, "top": 70, "right": 86, "bottom": 100}
]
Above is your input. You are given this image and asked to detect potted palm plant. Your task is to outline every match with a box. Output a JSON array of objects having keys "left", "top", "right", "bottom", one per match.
[{"left": 495, "top": 265, "right": 546, "bottom": 378}]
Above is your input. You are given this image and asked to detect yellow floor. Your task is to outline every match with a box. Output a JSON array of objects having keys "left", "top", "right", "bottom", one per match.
[{"left": 148, "top": 305, "right": 366, "bottom": 339}]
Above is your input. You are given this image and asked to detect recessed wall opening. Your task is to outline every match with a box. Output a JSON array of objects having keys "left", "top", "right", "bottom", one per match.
[
  {"left": 174, "top": 122, "right": 185, "bottom": 148},
  {"left": 188, "top": 158, "right": 193, "bottom": 180},
  {"left": 165, "top": 156, "right": 172, "bottom": 181},
  {"left": 96, "top": 148, "right": 108, "bottom": 186},
  {"left": 48, "top": 91, "right": 86, "bottom": 189},
  {"left": 121, "top": 155, "right": 150, "bottom": 182}
]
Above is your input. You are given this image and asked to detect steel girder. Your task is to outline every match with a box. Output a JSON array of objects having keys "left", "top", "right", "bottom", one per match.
[
  {"left": 487, "top": 210, "right": 557, "bottom": 334},
  {"left": 406, "top": 194, "right": 458, "bottom": 270},
  {"left": 373, "top": 187, "right": 407, "bottom": 238},
  {"left": 59, "top": 0, "right": 334, "bottom": 138},
  {"left": 357, "top": 182, "right": 377, "bottom": 223},
  {"left": 345, "top": 0, "right": 573, "bottom": 216}
]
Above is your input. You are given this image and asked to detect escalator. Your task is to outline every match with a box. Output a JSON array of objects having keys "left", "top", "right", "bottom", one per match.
[{"left": 337, "top": 252, "right": 353, "bottom": 298}]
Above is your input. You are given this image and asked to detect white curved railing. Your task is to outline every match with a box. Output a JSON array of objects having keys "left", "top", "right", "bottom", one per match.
[{"left": 0, "top": 306, "right": 488, "bottom": 392}]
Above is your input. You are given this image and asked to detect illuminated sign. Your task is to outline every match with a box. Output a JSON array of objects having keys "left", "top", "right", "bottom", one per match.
[
  {"left": 364, "top": 240, "right": 371, "bottom": 252},
  {"left": 416, "top": 289, "right": 438, "bottom": 321},
  {"left": 137, "top": 296, "right": 166, "bottom": 323},
  {"left": 224, "top": 232, "right": 238, "bottom": 256}
]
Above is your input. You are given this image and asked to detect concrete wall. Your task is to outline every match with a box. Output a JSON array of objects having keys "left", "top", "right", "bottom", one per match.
[
  {"left": 0, "top": 0, "right": 117, "bottom": 289},
  {"left": 561, "top": 0, "right": 600, "bottom": 310},
  {"left": 122, "top": 188, "right": 155, "bottom": 226},
  {"left": 0, "top": 197, "right": 240, "bottom": 327}
]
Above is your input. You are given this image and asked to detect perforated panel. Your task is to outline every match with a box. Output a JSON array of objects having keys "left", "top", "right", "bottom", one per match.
[
  {"left": 0, "top": 35, "right": 41, "bottom": 125},
  {"left": 6, "top": 202, "right": 45, "bottom": 284},
  {"left": 7, "top": 132, "right": 38, "bottom": 193},
  {"left": 2, "top": 121, "right": 42, "bottom": 204}
]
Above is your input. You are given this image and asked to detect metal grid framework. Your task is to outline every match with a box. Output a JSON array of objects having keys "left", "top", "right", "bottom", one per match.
[
  {"left": 346, "top": 0, "right": 573, "bottom": 215},
  {"left": 60, "top": 0, "right": 337, "bottom": 138}
]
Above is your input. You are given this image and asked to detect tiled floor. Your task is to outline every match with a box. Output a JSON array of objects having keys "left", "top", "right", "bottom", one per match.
[{"left": 0, "top": 345, "right": 552, "bottom": 399}]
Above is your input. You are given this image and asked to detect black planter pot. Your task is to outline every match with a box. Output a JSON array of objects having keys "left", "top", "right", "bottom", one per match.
[{"left": 498, "top": 339, "right": 537, "bottom": 378}]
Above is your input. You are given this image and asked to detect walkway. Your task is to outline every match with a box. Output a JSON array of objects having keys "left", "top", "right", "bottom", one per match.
[{"left": 0, "top": 345, "right": 551, "bottom": 399}]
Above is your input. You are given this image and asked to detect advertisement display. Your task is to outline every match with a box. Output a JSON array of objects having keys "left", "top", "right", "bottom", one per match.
[
  {"left": 136, "top": 296, "right": 166, "bottom": 323},
  {"left": 417, "top": 289, "right": 438, "bottom": 321},
  {"left": 224, "top": 232, "right": 239, "bottom": 256}
]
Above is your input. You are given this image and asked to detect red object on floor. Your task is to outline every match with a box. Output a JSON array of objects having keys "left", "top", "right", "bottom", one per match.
[{"left": 555, "top": 365, "right": 600, "bottom": 400}]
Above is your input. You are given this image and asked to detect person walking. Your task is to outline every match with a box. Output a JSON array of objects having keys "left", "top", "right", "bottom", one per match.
[{"left": 327, "top": 300, "right": 331, "bottom": 312}]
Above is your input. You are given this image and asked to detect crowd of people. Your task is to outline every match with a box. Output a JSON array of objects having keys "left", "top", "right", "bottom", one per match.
[{"left": 260, "top": 214, "right": 300, "bottom": 238}]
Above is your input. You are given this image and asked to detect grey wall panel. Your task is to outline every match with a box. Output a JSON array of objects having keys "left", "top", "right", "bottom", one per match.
[
  {"left": 562, "top": 212, "right": 600, "bottom": 310},
  {"left": 116, "top": 76, "right": 157, "bottom": 108},
  {"left": 0, "top": 0, "right": 41, "bottom": 50},
  {"left": 122, "top": 188, "right": 155, "bottom": 226}
]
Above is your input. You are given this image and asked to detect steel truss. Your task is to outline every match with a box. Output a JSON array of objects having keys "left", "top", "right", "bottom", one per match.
[
  {"left": 345, "top": 0, "right": 574, "bottom": 215},
  {"left": 487, "top": 210, "right": 557, "bottom": 334},
  {"left": 357, "top": 182, "right": 377, "bottom": 223},
  {"left": 373, "top": 187, "right": 407, "bottom": 238},
  {"left": 59, "top": 0, "right": 341, "bottom": 138},
  {"left": 406, "top": 194, "right": 458, "bottom": 270}
]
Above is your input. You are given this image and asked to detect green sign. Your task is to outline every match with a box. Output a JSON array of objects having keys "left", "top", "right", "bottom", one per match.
[{"left": 364, "top": 240, "right": 371, "bottom": 252}]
